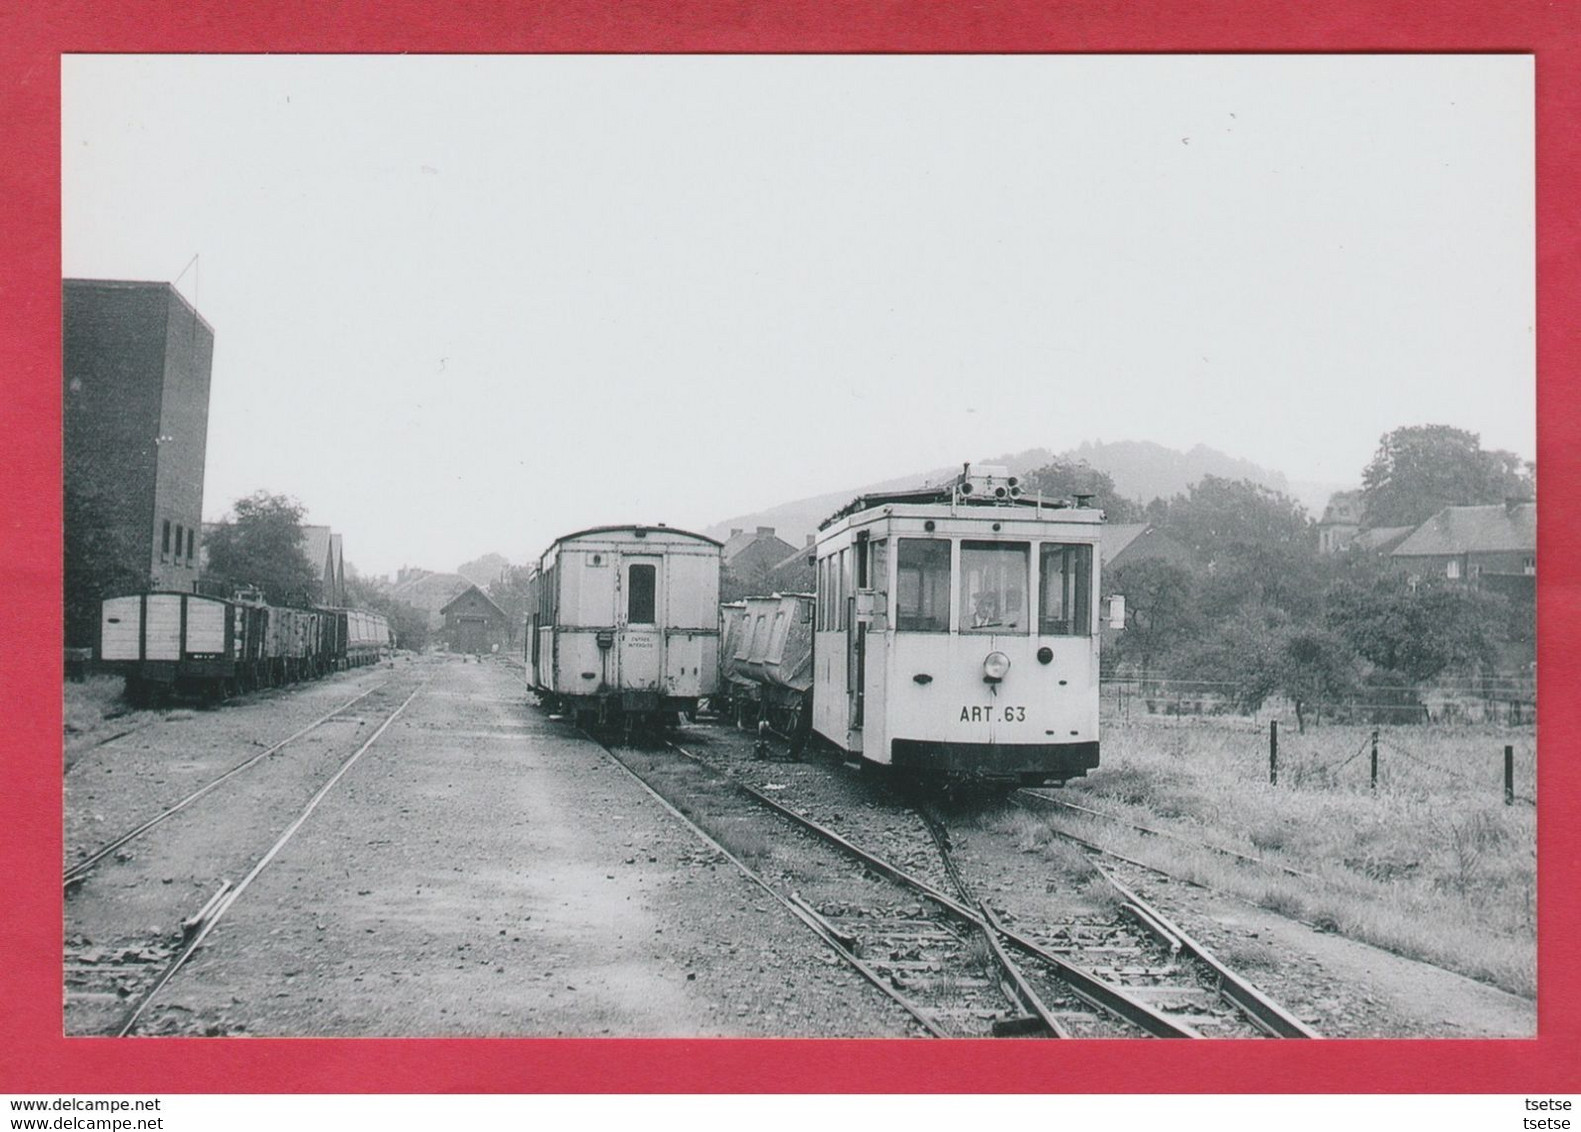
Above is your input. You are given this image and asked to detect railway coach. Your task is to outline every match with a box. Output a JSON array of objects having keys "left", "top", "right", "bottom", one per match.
[
  {"left": 809, "top": 464, "right": 1122, "bottom": 786},
  {"left": 525, "top": 525, "right": 721, "bottom": 725}
]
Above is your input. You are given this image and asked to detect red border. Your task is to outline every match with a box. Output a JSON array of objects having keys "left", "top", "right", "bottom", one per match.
[{"left": 4, "top": 1, "right": 1577, "bottom": 1095}]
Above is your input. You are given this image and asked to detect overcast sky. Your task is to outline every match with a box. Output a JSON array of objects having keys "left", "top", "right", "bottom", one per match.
[{"left": 62, "top": 55, "right": 1533, "bottom": 577}]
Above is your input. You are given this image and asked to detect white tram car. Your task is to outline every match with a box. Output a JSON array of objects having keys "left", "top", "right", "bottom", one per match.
[
  {"left": 525, "top": 524, "right": 722, "bottom": 724},
  {"left": 811, "top": 465, "right": 1119, "bottom": 785}
]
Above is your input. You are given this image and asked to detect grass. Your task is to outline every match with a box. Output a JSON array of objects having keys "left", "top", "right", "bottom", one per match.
[
  {"left": 63, "top": 674, "right": 132, "bottom": 737},
  {"left": 1045, "top": 717, "right": 1537, "bottom": 997}
]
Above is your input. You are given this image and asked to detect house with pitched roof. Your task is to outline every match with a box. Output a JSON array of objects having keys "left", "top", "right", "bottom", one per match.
[
  {"left": 440, "top": 584, "right": 509, "bottom": 654},
  {"left": 299, "top": 524, "right": 345, "bottom": 606},
  {"left": 1317, "top": 490, "right": 1365, "bottom": 554},
  {"left": 391, "top": 570, "right": 472, "bottom": 630},
  {"left": 1100, "top": 523, "right": 1195, "bottom": 570},
  {"left": 1391, "top": 501, "right": 1535, "bottom": 598}
]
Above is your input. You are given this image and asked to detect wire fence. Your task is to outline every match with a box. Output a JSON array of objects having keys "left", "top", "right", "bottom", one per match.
[
  {"left": 1222, "top": 720, "right": 1538, "bottom": 805},
  {"left": 1101, "top": 675, "right": 1536, "bottom": 727}
]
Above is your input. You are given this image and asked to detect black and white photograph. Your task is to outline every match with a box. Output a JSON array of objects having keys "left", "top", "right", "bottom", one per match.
[{"left": 61, "top": 54, "right": 1535, "bottom": 1041}]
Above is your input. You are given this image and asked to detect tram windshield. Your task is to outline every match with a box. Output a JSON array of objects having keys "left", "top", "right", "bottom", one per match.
[
  {"left": 1039, "top": 543, "right": 1093, "bottom": 636},
  {"left": 896, "top": 538, "right": 950, "bottom": 632},
  {"left": 960, "top": 541, "right": 1030, "bottom": 634}
]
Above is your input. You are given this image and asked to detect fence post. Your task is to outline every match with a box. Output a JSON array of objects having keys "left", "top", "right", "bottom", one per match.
[
  {"left": 1505, "top": 745, "right": 1514, "bottom": 806},
  {"left": 1371, "top": 729, "right": 1379, "bottom": 791},
  {"left": 1269, "top": 720, "right": 1278, "bottom": 786}
]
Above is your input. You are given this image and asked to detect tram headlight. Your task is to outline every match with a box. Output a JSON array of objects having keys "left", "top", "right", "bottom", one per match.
[{"left": 983, "top": 651, "right": 1011, "bottom": 683}]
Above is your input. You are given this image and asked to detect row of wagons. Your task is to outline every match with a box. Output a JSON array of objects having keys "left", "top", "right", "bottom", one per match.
[{"left": 100, "top": 591, "right": 391, "bottom": 704}]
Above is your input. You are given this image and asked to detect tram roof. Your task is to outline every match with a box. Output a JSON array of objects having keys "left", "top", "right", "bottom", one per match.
[{"left": 819, "top": 488, "right": 1104, "bottom": 531}]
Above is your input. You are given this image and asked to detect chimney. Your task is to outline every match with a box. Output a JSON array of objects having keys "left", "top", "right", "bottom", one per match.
[
  {"left": 730, "top": 528, "right": 743, "bottom": 538},
  {"left": 757, "top": 526, "right": 775, "bottom": 537},
  {"left": 804, "top": 534, "right": 815, "bottom": 546}
]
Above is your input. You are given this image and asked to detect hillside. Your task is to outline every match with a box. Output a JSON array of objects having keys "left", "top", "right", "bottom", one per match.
[{"left": 704, "top": 441, "right": 1327, "bottom": 548}]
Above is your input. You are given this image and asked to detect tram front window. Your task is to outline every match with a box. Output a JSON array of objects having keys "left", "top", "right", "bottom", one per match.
[
  {"left": 1039, "top": 543, "right": 1093, "bottom": 636},
  {"left": 896, "top": 538, "right": 950, "bottom": 632},
  {"left": 960, "top": 541, "right": 1030, "bottom": 634}
]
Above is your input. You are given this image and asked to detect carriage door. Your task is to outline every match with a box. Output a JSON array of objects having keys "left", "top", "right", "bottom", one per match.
[
  {"left": 848, "top": 540, "right": 866, "bottom": 737},
  {"left": 621, "top": 556, "right": 663, "bottom": 691}
]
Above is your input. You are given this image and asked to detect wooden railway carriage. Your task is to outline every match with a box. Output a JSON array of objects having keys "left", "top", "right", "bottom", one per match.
[
  {"left": 100, "top": 591, "right": 285, "bottom": 701},
  {"left": 526, "top": 525, "right": 721, "bottom": 724},
  {"left": 811, "top": 465, "right": 1115, "bottom": 785}
]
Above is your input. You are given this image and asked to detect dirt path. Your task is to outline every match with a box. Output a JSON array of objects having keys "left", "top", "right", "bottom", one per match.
[{"left": 136, "top": 657, "right": 906, "bottom": 1036}]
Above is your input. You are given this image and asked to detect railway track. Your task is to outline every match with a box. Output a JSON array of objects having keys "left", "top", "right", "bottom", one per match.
[
  {"left": 918, "top": 799, "right": 1316, "bottom": 1038},
  {"left": 664, "top": 723, "right": 1317, "bottom": 1038},
  {"left": 65, "top": 680, "right": 396, "bottom": 888},
  {"left": 590, "top": 726, "right": 1289, "bottom": 1038},
  {"left": 65, "top": 678, "right": 430, "bottom": 1036}
]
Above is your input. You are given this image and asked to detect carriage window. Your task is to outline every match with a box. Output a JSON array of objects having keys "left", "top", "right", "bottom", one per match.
[
  {"left": 961, "top": 541, "right": 1029, "bottom": 634},
  {"left": 838, "top": 548, "right": 849, "bottom": 630},
  {"left": 822, "top": 556, "right": 834, "bottom": 632},
  {"left": 1039, "top": 544, "right": 1093, "bottom": 636},
  {"left": 871, "top": 539, "right": 889, "bottom": 617},
  {"left": 896, "top": 539, "right": 951, "bottom": 632},
  {"left": 627, "top": 563, "right": 656, "bottom": 624}
]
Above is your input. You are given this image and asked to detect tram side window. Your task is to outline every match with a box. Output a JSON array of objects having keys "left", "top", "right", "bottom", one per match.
[
  {"left": 895, "top": 538, "right": 950, "bottom": 632},
  {"left": 838, "top": 548, "right": 849, "bottom": 630},
  {"left": 961, "top": 541, "right": 1030, "bottom": 633},
  {"left": 820, "top": 556, "right": 834, "bottom": 631},
  {"left": 628, "top": 563, "right": 656, "bottom": 625},
  {"left": 1038, "top": 544, "right": 1093, "bottom": 636}
]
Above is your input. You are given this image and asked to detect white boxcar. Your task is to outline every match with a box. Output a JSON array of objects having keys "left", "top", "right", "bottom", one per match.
[
  {"left": 100, "top": 591, "right": 238, "bottom": 701},
  {"left": 811, "top": 466, "right": 1109, "bottom": 785},
  {"left": 526, "top": 524, "right": 721, "bottom": 724}
]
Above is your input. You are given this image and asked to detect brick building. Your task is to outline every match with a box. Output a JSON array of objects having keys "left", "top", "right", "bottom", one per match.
[
  {"left": 64, "top": 279, "right": 214, "bottom": 646},
  {"left": 440, "top": 585, "right": 509, "bottom": 654}
]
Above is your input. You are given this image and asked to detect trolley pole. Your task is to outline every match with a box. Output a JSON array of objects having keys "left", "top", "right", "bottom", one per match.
[
  {"left": 1269, "top": 720, "right": 1278, "bottom": 786},
  {"left": 1371, "top": 729, "right": 1379, "bottom": 792},
  {"left": 1505, "top": 745, "right": 1515, "bottom": 806}
]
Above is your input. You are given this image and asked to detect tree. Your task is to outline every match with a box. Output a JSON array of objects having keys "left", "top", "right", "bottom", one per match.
[
  {"left": 345, "top": 571, "right": 431, "bottom": 652},
  {"left": 1176, "top": 606, "right": 1359, "bottom": 730},
  {"left": 1196, "top": 543, "right": 1333, "bottom": 623},
  {"left": 1174, "top": 604, "right": 1287, "bottom": 714},
  {"left": 1021, "top": 460, "right": 1142, "bottom": 522},
  {"left": 488, "top": 565, "right": 533, "bottom": 647},
  {"left": 1324, "top": 576, "right": 1506, "bottom": 684},
  {"left": 1154, "top": 475, "right": 1314, "bottom": 557},
  {"left": 1360, "top": 424, "right": 1534, "bottom": 528},
  {"left": 1276, "top": 627, "right": 1359, "bottom": 732},
  {"left": 1104, "top": 558, "right": 1201, "bottom": 675},
  {"left": 203, "top": 491, "right": 320, "bottom": 607},
  {"left": 63, "top": 457, "right": 149, "bottom": 648}
]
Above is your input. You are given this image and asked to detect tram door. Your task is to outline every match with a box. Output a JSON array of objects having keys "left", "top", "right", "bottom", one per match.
[
  {"left": 621, "top": 556, "right": 663, "bottom": 690},
  {"left": 848, "top": 597, "right": 864, "bottom": 735}
]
